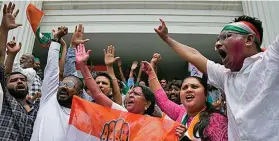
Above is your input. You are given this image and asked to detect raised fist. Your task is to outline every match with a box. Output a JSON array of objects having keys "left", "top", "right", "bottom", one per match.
[{"left": 100, "top": 118, "right": 130, "bottom": 141}]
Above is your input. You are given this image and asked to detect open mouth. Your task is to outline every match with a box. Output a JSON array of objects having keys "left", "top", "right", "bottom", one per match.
[
  {"left": 127, "top": 101, "right": 134, "bottom": 105},
  {"left": 16, "top": 84, "right": 26, "bottom": 90},
  {"left": 59, "top": 90, "right": 68, "bottom": 95},
  {"left": 185, "top": 94, "right": 195, "bottom": 102},
  {"left": 126, "top": 98, "right": 135, "bottom": 106},
  {"left": 217, "top": 49, "right": 227, "bottom": 60},
  {"left": 58, "top": 90, "right": 69, "bottom": 100}
]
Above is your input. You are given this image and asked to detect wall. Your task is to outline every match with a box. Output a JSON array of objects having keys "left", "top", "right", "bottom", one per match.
[{"left": 40, "top": 1, "right": 243, "bottom": 34}]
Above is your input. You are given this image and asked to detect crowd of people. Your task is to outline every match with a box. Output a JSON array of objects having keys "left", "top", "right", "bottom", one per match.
[{"left": 0, "top": 2, "right": 278, "bottom": 141}]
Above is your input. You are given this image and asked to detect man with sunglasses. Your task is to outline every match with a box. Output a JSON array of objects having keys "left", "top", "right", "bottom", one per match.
[
  {"left": 30, "top": 25, "right": 85, "bottom": 141},
  {"left": 155, "top": 15, "right": 279, "bottom": 140}
]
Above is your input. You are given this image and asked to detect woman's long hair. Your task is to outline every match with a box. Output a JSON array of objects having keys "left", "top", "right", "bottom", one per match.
[
  {"left": 193, "top": 101, "right": 217, "bottom": 140},
  {"left": 185, "top": 76, "right": 225, "bottom": 140}
]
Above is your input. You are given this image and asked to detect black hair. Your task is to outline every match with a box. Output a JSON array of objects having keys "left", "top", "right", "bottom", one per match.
[
  {"left": 135, "top": 85, "right": 155, "bottom": 116},
  {"left": 184, "top": 76, "right": 207, "bottom": 95},
  {"left": 234, "top": 15, "right": 263, "bottom": 51},
  {"left": 184, "top": 76, "right": 225, "bottom": 140},
  {"left": 94, "top": 72, "right": 113, "bottom": 89},
  {"left": 167, "top": 80, "right": 182, "bottom": 90},
  {"left": 5, "top": 72, "right": 27, "bottom": 84},
  {"left": 193, "top": 102, "right": 222, "bottom": 140},
  {"left": 160, "top": 78, "right": 168, "bottom": 83},
  {"left": 64, "top": 75, "right": 84, "bottom": 92},
  {"left": 167, "top": 80, "right": 182, "bottom": 104}
]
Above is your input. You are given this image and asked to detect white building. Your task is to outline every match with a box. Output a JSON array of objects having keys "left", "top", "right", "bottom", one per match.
[{"left": 1, "top": 0, "right": 279, "bottom": 79}]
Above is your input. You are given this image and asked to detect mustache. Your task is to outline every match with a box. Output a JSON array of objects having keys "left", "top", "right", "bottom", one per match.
[
  {"left": 58, "top": 87, "right": 70, "bottom": 96},
  {"left": 15, "top": 84, "right": 27, "bottom": 90}
]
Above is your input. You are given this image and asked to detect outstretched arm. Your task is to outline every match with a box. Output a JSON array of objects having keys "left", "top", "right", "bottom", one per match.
[
  {"left": 76, "top": 44, "right": 113, "bottom": 108},
  {"left": 136, "top": 64, "right": 143, "bottom": 83},
  {"left": 40, "top": 26, "right": 68, "bottom": 104},
  {"left": 104, "top": 45, "right": 122, "bottom": 105},
  {"left": 4, "top": 37, "right": 21, "bottom": 74},
  {"left": 142, "top": 61, "right": 183, "bottom": 121},
  {"left": 117, "top": 60, "right": 126, "bottom": 83},
  {"left": 63, "top": 24, "right": 90, "bottom": 77},
  {"left": 0, "top": 2, "right": 22, "bottom": 65},
  {"left": 128, "top": 61, "right": 137, "bottom": 87},
  {"left": 150, "top": 53, "right": 162, "bottom": 75},
  {"left": 59, "top": 39, "right": 67, "bottom": 80},
  {"left": 155, "top": 19, "right": 208, "bottom": 74}
]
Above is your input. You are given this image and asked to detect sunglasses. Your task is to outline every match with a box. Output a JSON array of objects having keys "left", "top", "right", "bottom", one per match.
[{"left": 59, "top": 81, "right": 75, "bottom": 89}]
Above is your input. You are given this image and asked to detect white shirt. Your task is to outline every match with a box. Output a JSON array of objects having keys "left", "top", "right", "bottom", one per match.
[
  {"left": 31, "top": 42, "right": 69, "bottom": 141},
  {"left": 112, "top": 102, "right": 128, "bottom": 112},
  {"left": 31, "top": 41, "right": 127, "bottom": 141},
  {"left": 207, "top": 35, "right": 279, "bottom": 141}
]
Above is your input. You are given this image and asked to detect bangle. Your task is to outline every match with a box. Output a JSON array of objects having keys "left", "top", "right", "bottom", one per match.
[{"left": 111, "top": 78, "right": 118, "bottom": 80}]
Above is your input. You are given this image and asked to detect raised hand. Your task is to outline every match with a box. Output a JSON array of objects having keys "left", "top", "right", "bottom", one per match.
[
  {"left": 175, "top": 124, "right": 187, "bottom": 138},
  {"left": 151, "top": 53, "right": 162, "bottom": 64},
  {"left": 131, "top": 61, "right": 138, "bottom": 71},
  {"left": 141, "top": 61, "right": 155, "bottom": 76},
  {"left": 154, "top": 19, "right": 169, "bottom": 41},
  {"left": 34, "top": 91, "right": 41, "bottom": 98},
  {"left": 6, "top": 37, "right": 21, "bottom": 56},
  {"left": 75, "top": 44, "right": 91, "bottom": 66},
  {"left": 1, "top": 2, "right": 22, "bottom": 31},
  {"left": 117, "top": 60, "right": 122, "bottom": 67},
  {"left": 71, "top": 24, "right": 90, "bottom": 47},
  {"left": 53, "top": 26, "right": 68, "bottom": 39},
  {"left": 104, "top": 45, "right": 120, "bottom": 66}
]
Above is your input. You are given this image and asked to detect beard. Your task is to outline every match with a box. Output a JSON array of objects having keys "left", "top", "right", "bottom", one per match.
[
  {"left": 34, "top": 67, "right": 39, "bottom": 71},
  {"left": 7, "top": 86, "right": 28, "bottom": 99},
  {"left": 57, "top": 95, "right": 73, "bottom": 108},
  {"left": 57, "top": 88, "right": 73, "bottom": 108}
]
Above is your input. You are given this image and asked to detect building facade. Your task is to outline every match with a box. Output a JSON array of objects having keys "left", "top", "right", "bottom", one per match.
[{"left": 1, "top": 0, "right": 279, "bottom": 79}]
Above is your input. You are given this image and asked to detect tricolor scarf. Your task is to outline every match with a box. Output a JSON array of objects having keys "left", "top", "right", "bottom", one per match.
[
  {"left": 221, "top": 21, "right": 261, "bottom": 46},
  {"left": 181, "top": 106, "right": 206, "bottom": 140},
  {"left": 182, "top": 113, "right": 200, "bottom": 140}
]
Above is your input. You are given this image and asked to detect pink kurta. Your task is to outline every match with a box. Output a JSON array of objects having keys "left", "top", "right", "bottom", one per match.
[{"left": 154, "top": 88, "right": 228, "bottom": 141}]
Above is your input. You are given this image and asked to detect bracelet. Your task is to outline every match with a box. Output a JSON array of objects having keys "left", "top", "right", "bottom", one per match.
[{"left": 111, "top": 78, "right": 118, "bottom": 80}]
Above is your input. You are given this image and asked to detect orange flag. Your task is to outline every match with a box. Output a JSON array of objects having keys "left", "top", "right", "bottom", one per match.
[
  {"left": 67, "top": 96, "right": 180, "bottom": 141},
  {"left": 26, "top": 4, "right": 51, "bottom": 48}
]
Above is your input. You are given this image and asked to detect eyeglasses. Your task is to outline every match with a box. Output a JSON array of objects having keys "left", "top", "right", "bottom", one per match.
[
  {"left": 216, "top": 31, "right": 247, "bottom": 42},
  {"left": 59, "top": 81, "right": 75, "bottom": 88}
]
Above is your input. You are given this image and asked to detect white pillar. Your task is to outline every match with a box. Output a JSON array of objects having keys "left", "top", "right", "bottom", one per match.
[
  {"left": 242, "top": 1, "right": 279, "bottom": 48},
  {"left": 0, "top": 0, "right": 43, "bottom": 62}
]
